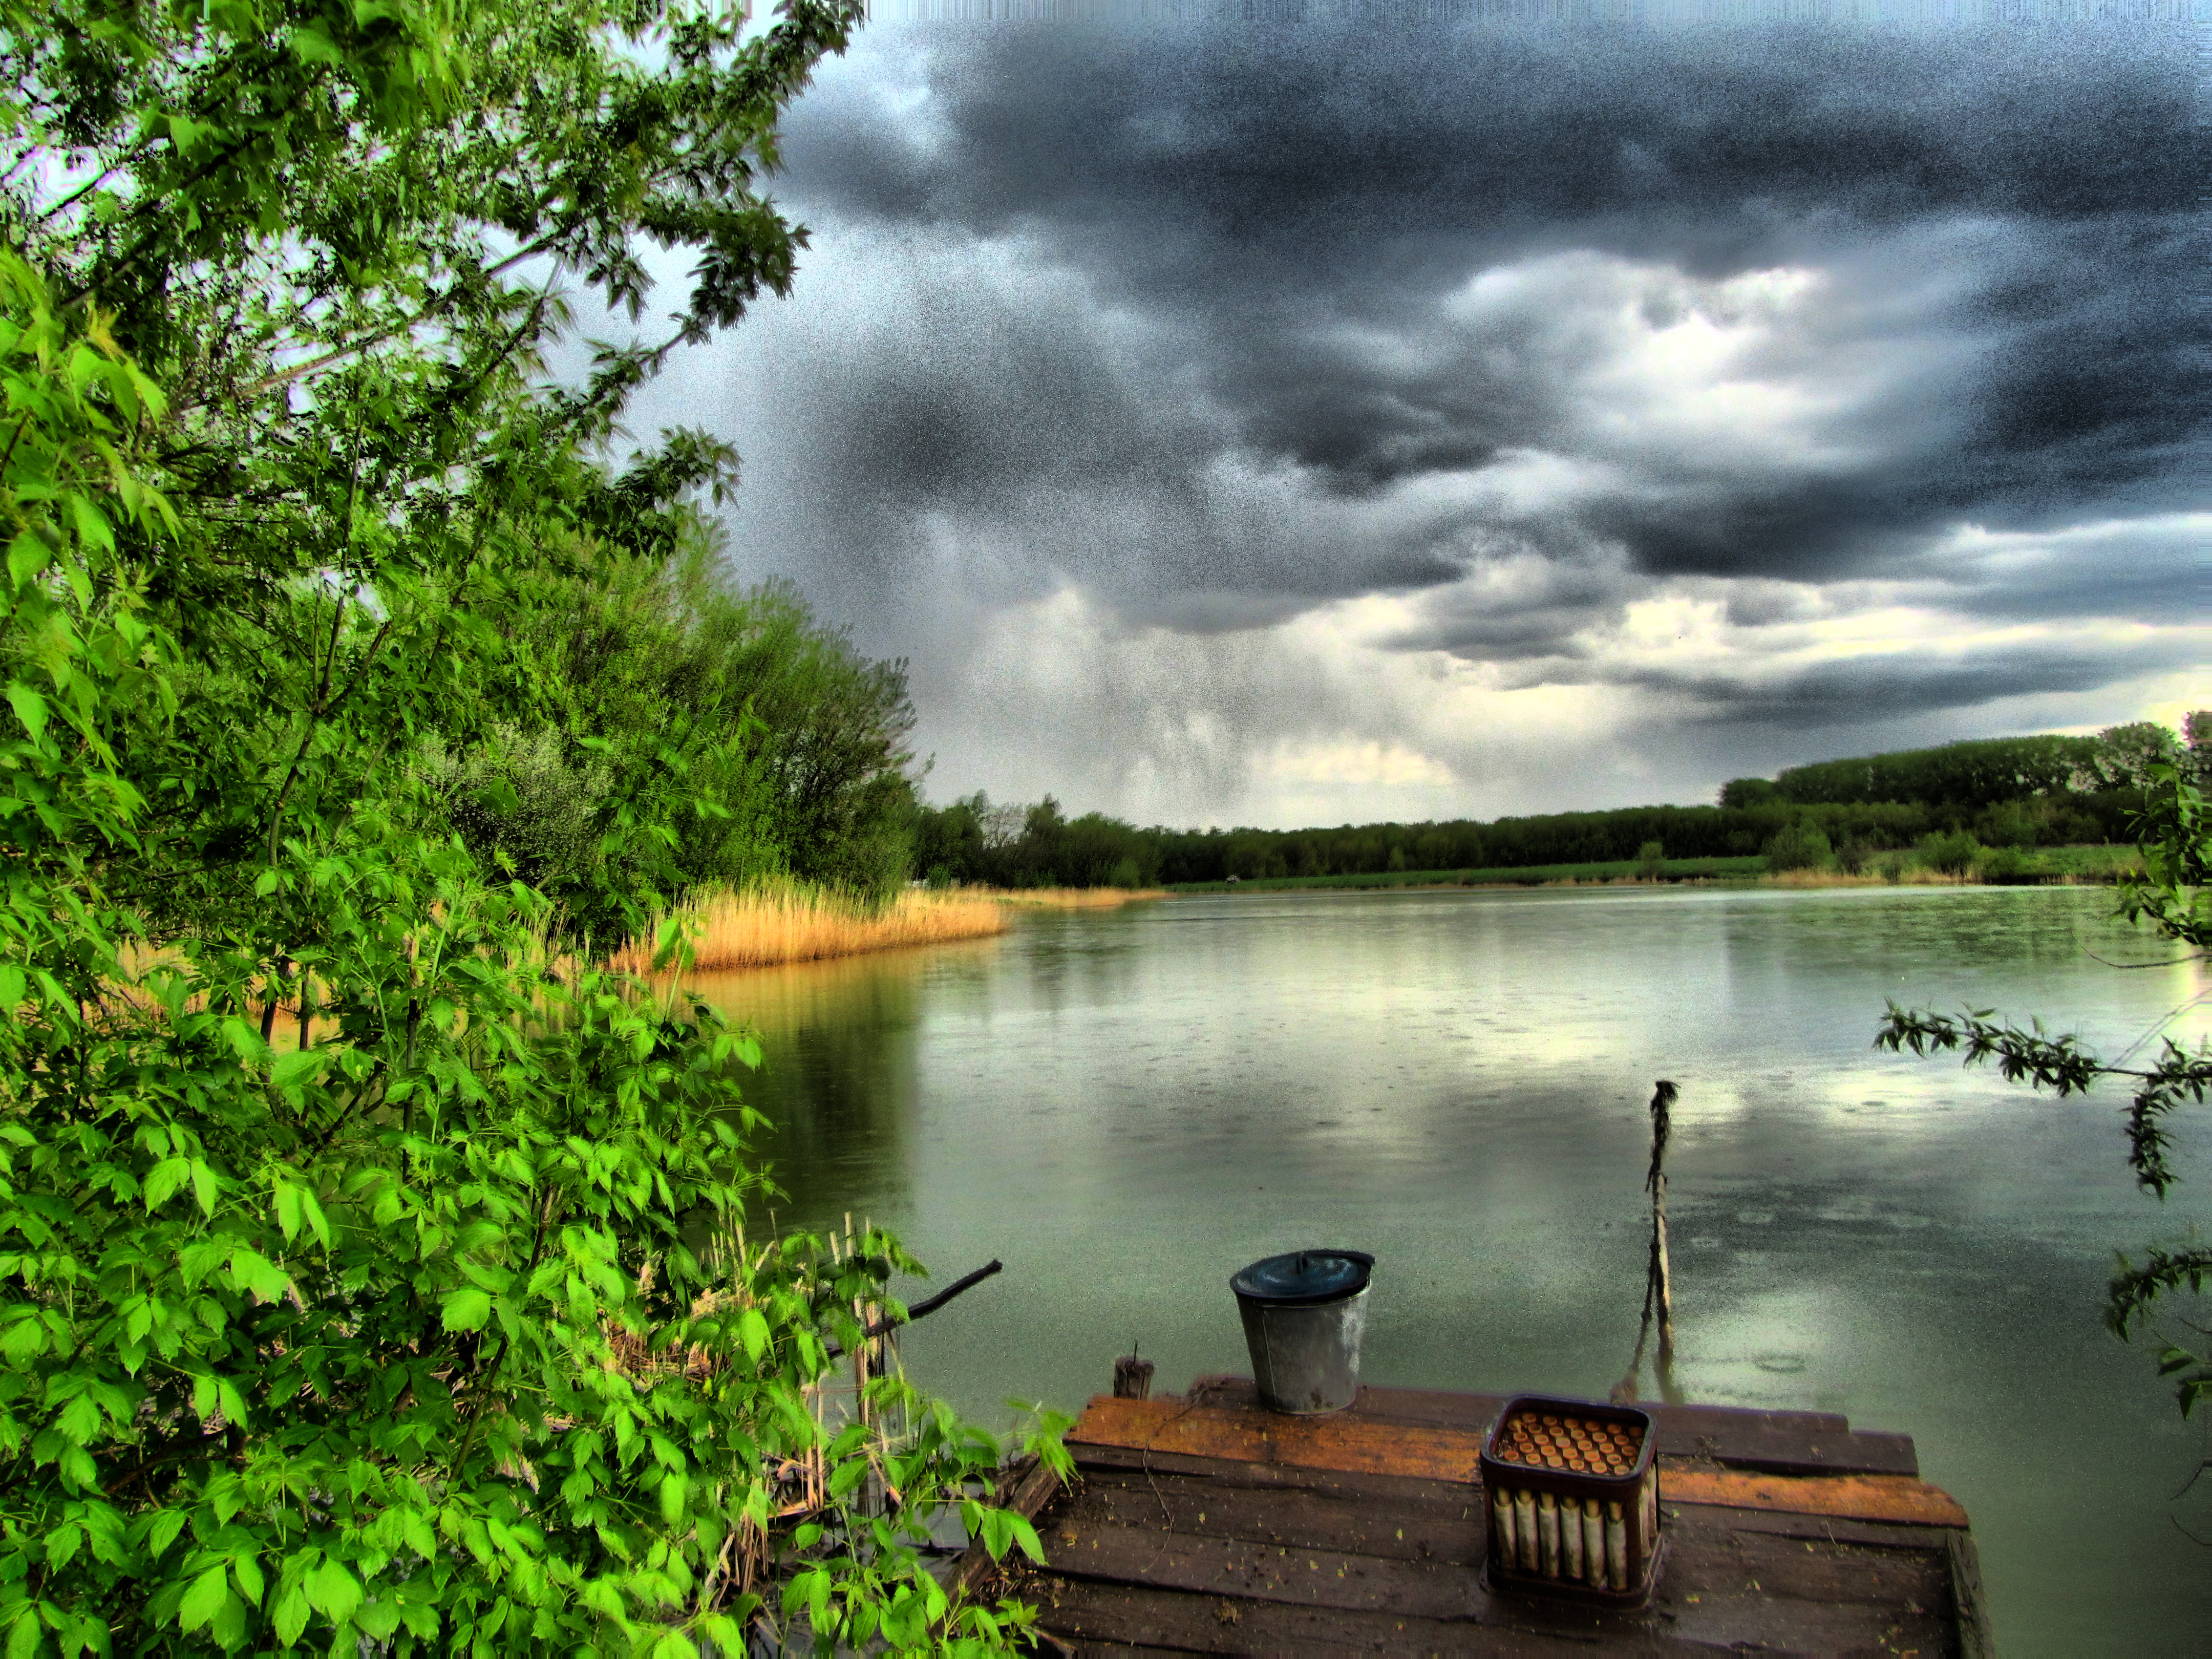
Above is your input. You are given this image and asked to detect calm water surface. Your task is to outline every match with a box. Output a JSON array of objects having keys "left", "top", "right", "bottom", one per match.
[{"left": 692, "top": 885, "right": 2211, "bottom": 1655}]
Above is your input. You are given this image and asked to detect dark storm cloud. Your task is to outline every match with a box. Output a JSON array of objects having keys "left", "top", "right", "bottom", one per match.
[
  {"left": 775, "top": 19, "right": 2204, "bottom": 578},
  {"left": 671, "top": 12, "right": 2204, "bottom": 802},
  {"left": 1617, "top": 637, "right": 2189, "bottom": 730}
]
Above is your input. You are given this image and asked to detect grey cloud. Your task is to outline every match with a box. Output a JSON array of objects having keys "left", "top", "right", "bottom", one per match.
[
  {"left": 759, "top": 20, "right": 2201, "bottom": 603},
  {"left": 647, "top": 16, "right": 2206, "bottom": 815},
  {"left": 1607, "top": 638, "right": 2191, "bottom": 730}
]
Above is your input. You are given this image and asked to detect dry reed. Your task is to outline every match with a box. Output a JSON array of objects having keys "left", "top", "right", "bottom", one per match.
[
  {"left": 610, "top": 881, "right": 1008, "bottom": 975},
  {"left": 968, "top": 885, "right": 1168, "bottom": 908}
]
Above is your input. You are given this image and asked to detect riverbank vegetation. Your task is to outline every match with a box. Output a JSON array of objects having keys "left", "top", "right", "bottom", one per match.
[
  {"left": 914, "top": 726, "right": 2194, "bottom": 891},
  {"left": 0, "top": 4, "right": 1049, "bottom": 1653},
  {"left": 612, "top": 881, "right": 1009, "bottom": 974},
  {"left": 1166, "top": 841, "right": 2143, "bottom": 894},
  {"left": 610, "top": 880, "right": 1165, "bottom": 977}
]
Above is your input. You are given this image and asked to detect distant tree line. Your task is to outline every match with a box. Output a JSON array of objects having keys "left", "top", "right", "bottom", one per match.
[{"left": 907, "top": 721, "right": 2206, "bottom": 888}]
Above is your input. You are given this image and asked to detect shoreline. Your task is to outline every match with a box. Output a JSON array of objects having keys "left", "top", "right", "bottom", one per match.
[
  {"left": 1165, "top": 844, "right": 2142, "bottom": 896},
  {"left": 611, "top": 884, "right": 1171, "bottom": 976}
]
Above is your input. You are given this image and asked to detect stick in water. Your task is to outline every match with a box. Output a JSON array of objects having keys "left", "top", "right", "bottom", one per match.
[
  {"left": 1648, "top": 1080, "right": 1677, "bottom": 1365},
  {"left": 1612, "top": 1080, "right": 1681, "bottom": 1403},
  {"left": 824, "top": 1258, "right": 1005, "bottom": 1359}
]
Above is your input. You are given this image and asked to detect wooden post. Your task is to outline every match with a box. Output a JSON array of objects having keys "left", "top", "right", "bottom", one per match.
[
  {"left": 1112, "top": 1350, "right": 1155, "bottom": 1400},
  {"left": 1614, "top": 1080, "right": 1682, "bottom": 1405},
  {"left": 1646, "top": 1080, "right": 1679, "bottom": 1394}
]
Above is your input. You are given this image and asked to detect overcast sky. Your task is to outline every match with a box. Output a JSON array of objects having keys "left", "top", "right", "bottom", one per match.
[{"left": 627, "top": 13, "right": 2205, "bottom": 829}]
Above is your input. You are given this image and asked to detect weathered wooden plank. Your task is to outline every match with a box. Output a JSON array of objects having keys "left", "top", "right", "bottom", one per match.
[
  {"left": 1067, "top": 1396, "right": 1965, "bottom": 1528},
  {"left": 1657, "top": 1504, "right": 1953, "bottom": 1610},
  {"left": 1655, "top": 1580, "right": 1956, "bottom": 1655},
  {"left": 1070, "top": 1395, "right": 1488, "bottom": 1482},
  {"left": 1189, "top": 1375, "right": 1512, "bottom": 1433},
  {"left": 1648, "top": 1410, "right": 1918, "bottom": 1480},
  {"left": 947, "top": 1454, "right": 1071, "bottom": 1602},
  {"left": 1703, "top": 1509, "right": 1973, "bottom": 1552},
  {"left": 1059, "top": 1469, "right": 1484, "bottom": 1565},
  {"left": 1658, "top": 1467, "right": 1969, "bottom": 1529},
  {"left": 1068, "top": 1440, "right": 1479, "bottom": 1516},
  {"left": 1946, "top": 1529, "right": 1996, "bottom": 1659},
  {"left": 1040, "top": 1517, "right": 1482, "bottom": 1620},
  {"left": 1188, "top": 1376, "right": 1921, "bottom": 1479},
  {"left": 1037, "top": 1577, "right": 1634, "bottom": 1656}
]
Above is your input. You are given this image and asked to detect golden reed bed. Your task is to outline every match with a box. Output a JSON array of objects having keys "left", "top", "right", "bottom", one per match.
[
  {"left": 979, "top": 885, "right": 1167, "bottom": 908},
  {"left": 609, "top": 882, "right": 1168, "bottom": 974},
  {"left": 610, "top": 885, "right": 1006, "bottom": 974}
]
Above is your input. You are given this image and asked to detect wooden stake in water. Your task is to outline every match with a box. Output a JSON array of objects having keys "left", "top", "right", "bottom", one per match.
[
  {"left": 1613, "top": 1079, "right": 1682, "bottom": 1404},
  {"left": 1113, "top": 1343, "right": 1156, "bottom": 1400}
]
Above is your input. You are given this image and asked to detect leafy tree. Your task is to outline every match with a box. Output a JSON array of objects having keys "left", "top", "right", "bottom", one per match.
[
  {"left": 1878, "top": 729, "right": 2212, "bottom": 1416},
  {"left": 1771, "top": 734, "right": 2101, "bottom": 810},
  {"left": 1762, "top": 821, "right": 1832, "bottom": 874},
  {"left": 0, "top": 2, "right": 1052, "bottom": 1652}
]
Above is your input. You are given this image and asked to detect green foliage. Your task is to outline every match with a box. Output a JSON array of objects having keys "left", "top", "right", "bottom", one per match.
[
  {"left": 1875, "top": 758, "right": 2212, "bottom": 1419},
  {"left": 1762, "top": 821, "right": 1832, "bottom": 874},
  {"left": 912, "top": 792, "right": 1164, "bottom": 890},
  {"left": 1770, "top": 734, "right": 2102, "bottom": 810},
  {"left": 1635, "top": 840, "right": 1666, "bottom": 880},
  {"left": 2117, "top": 762, "right": 2209, "bottom": 950},
  {"left": 920, "top": 726, "right": 2197, "bottom": 889},
  {"left": 1915, "top": 829, "right": 1980, "bottom": 876},
  {"left": 0, "top": 1, "right": 1051, "bottom": 1651},
  {"left": 565, "top": 555, "right": 920, "bottom": 904},
  {"left": 495, "top": 536, "right": 924, "bottom": 925}
]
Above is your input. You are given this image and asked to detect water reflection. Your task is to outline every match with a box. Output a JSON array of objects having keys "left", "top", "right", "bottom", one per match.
[
  {"left": 689, "top": 886, "right": 2210, "bottom": 1654},
  {"left": 686, "top": 937, "right": 999, "bottom": 1226}
]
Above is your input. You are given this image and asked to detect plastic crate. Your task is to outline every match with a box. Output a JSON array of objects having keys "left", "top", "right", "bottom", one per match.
[{"left": 1480, "top": 1394, "right": 1663, "bottom": 1605}]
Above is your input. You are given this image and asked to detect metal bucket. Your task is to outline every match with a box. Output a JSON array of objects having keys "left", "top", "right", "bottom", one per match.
[{"left": 1231, "top": 1249, "right": 1374, "bottom": 1415}]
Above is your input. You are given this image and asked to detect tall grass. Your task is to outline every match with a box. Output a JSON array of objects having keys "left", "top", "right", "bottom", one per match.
[
  {"left": 610, "top": 880, "right": 1008, "bottom": 974},
  {"left": 971, "top": 885, "right": 1168, "bottom": 908}
]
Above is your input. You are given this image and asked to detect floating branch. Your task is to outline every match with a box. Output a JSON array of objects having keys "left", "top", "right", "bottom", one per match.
[{"left": 823, "top": 1258, "right": 1005, "bottom": 1360}]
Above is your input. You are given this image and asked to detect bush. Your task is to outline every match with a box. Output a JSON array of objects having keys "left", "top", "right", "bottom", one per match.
[
  {"left": 1918, "top": 830, "right": 1983, "bottom": 876},
  {"left": 1635, "top": 840, "right": 1666, "bottom": 880},
  {"left": 0, "top": 3, "right": 1052, "bottom": 1651},
  {"left": 1763, "top": 821, "right": 1835, "bottom": 873}
]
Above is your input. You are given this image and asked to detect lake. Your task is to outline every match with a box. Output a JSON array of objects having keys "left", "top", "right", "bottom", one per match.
[{"left": 688, "top": 883, "right": 2211, "bottom": 1655}]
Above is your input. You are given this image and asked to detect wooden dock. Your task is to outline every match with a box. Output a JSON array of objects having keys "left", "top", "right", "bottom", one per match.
[{"left": 961, "top": 1376, "right": 1991, "bottom": 1654}]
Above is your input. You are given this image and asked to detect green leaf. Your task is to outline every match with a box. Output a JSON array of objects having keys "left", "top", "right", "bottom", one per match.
[
  {"left": 5, "top": 683, "right": 47, "bottom": 744},
  {"left": 441, "top": 1287, "right": 492, "bottom": 1333},
  {"left": 5, "top": 534, "right": 50, "bottom": 591},
  {"left": 228, "top": 1247, "right": 288, "bottom": 1304},
  {"left": 144, "top": 1157, "right": 189, "bottom": 1211},
  {"left": 272, "top": 1048, "right": 325, "bottom": 1091},
  {"left": 179, "top": 1563, "right": 229, "bottom": 1631},
  {"left": 290, "top": 22, "right": 344, "bottom": 63},
  {"left": 68, "top": 491, "right": 114, "bottom": 552},
  {"left": 190, "top": 1160, "right": 218, "bottom": 1218},
  {"left": 142, "top": 1507, "right": 187, "bottom": 1561},
  {"left": 737, "top": 1307, "right": 769, "bottom": 1364},
  {"left": 1007, "top": 1514, "right": 1047, "bottom": 1565},
  {"left": 306, "top": 1558, "right": 361, "bottom": 1626},
  {"left": 271, "top": 1584, "right": 310, "bottom": 1646}
]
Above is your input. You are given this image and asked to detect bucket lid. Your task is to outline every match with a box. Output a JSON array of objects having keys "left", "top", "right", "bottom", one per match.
[{"left": 1231, "top": 1248, "right": 1374, "bottom": 1306}]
